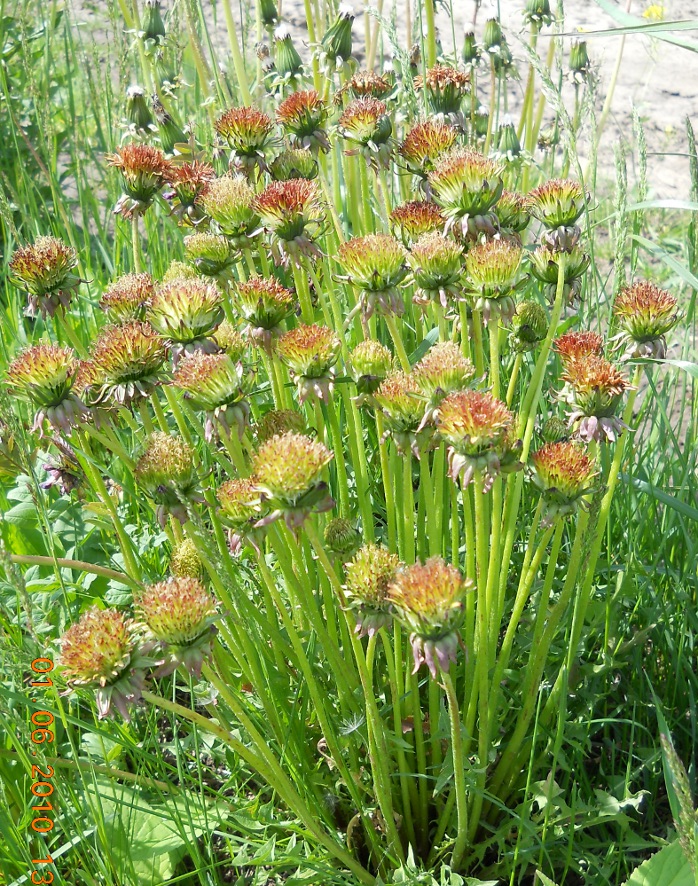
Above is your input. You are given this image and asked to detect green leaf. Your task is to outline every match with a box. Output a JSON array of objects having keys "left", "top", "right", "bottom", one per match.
[
  {"left": 535, "top": 873, "right": 561, "bottom": 886},
  {"left": 622, "top": 840, "right": 695, "bottom": 885},
  {"left": 631, "top": 235, "right": 698, "bottom": 290},
  {"left": 651, "top": 359, "right": 698, "bottom": 379},
  {"left": 590, "top": 1, "right": 698, "bottom": 52},
  {"left": 408, "top": 327, "right": 439, "bottom": 365},
  {"left": 621, "top": 474, "right": 698, "bottom": 523}
]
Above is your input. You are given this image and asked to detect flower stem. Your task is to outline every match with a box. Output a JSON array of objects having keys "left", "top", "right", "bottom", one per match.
[{"left": 442, "top": 671, "right": 469, "bottom": 869}]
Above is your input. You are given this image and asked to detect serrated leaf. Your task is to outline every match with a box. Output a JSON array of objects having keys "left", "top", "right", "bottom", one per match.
[{"left": 622, "top": 840, "right": 695, "bottom": 885}]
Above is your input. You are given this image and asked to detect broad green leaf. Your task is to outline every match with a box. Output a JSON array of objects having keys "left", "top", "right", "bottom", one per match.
[{"left": 622, "top": 840, "right": 694, "bottom": 886}]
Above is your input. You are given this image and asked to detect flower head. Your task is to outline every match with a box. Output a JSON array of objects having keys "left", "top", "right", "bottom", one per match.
[
  {"left": 530, "top": 441, "right": 598, "bottom": 524},
  {"left": 339, "top": 234, "right": 408, "bottom": 319},
  {"left": 184, "top": 232, "right": 236, "bottom": 281},
  {"left": 9, "top": 236, "right": 81, "bottom": 318},
  {"left": 218, "top": 477, "right": 261, "bottom": 529},
  {"left": 277, "top": 90, "right": 329, "bottom": 153},
  {"left": 163, "top": 160, "right": 215, "bottom": 225},
  {"left": 569, "top": 40, "right": 591, "bottom": 83},
  {"left": 613, "top": 280, "right": 680, "bottom": 359},
  {"left": 391, "top": 200, "right": 445, "bottom": 247},
  {"left": 134, "top": 432, "right": 200, "bottom": 526},
  {"left": 199, "top": 175, "right": 260, "bottom": 245},
  {"left": 409, "top": 232, "right": 463, "bottom": 308},
  {"left": 429, "top": 148, "right": 504, "bottom": 238},
  {"left": 399, "top": 120, "right": 459, "bottom": 179},
  {"left": 437, "top": 389, "right": 518, "bottom": 489},
  {"left": 108, "top": 144, "right": 170, "bottom": 217},
  {"left": 147, "top": 277, "right": 223, "bottom": 360},
  {"left": 554, "top": 330, "right": 604, "bottom": 365},
  {"left": 214, "top": 106, "right": 275, "bottom": 175},
  {"left": 464, "top": 238, "right": 523, "bottom": 321},
  {"left": 270, "top": 148, "right": 318, "bottom": 181},
  {"left": 343, "top": 69, "right": 393, "bottom": 100},
  {"left": 324, "top": 517, "right": 362, "bottom": 560},
  {"left": 388, "top": 557, "right": 472, "bottom": 677},
  {"left": 523, "top": 0, "right": 554, "bottom": 27},
  {"left": 172, "top": 351, "right": 253, "bottom": 440},
  {"left": 5, "top": 344, "right": 88, "bottom": 434},
  {"left": 413, "top": 342, "right": 475, "bottom": 424},
  {"left": 530, "top": 242, "right": 590, "bottom": 303},
  {"left": 59, "top": 607, "right": 150, "bottom": 720},
  {"left": 344, "top": 543, "right": 401, "bottom": 637},
  {"left": 255, "top": 408, "right": 307, "bottom": 443},
  {"left": 235, "top": 275, "right": 296, "bottom": 350},
  {"left": 277, "top": 324, "right": 340, "bottom": 402},
  {"left": 562, "top": 355, "right": 629, "bottom": 442},
  {"left": 100, "top": 272, "right": 154, "bottom": 322},
  {"left": 338, "top": 97, "right": 392, "bottom": 168},
  {"left": 213, "top": 321, "right": 247, "bottom": 360},
  {"left": 528, "top": 179, "right": 587, "bottom": 249},
  {"left": 509, "top": 300, "right": 548, "bottom": 353},
  {"left": 251, "top": 432, "right": 334, "bottom": 530},
  {"left": 273, "top": 26, "right": 304, "bottom": 84},
  {"left": 79, "top": 321, "right": 167, "bottom": 407},
  {"left": 496, "top": 190, "right": 531, "bottom": 233},
  {"left": 136, "top": 577, "right": 218, "bottom": 676},
  {"left": 254, "top": 178, "right": 325, "bottom": 266},
  {"left": 170, "top": 538, "right": 205, "bottom": 581},
  {"left": 373, "top": 372, "right": 429, "bottom": 456},
  {"left": 414, "top": 64, "right": 470, "bottom": 117},
  {"left": 320, "top": 4, "right": 354, "bottom": 67},
  {"left": 348, "top": 339, "right": 394, "bottom": 397}
]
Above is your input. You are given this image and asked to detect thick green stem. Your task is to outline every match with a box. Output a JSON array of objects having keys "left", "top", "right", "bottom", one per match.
[{"left": 443, "top": 672, "right": 469, "bottom": 869}]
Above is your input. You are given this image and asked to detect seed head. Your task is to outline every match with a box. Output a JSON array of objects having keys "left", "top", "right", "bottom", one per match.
[
  {"left": 134, "top": 432, "right": 199, "bottom": 525},
  {"left": 214, "top": 106, "right": 274, "bottom": 174},
  {"left": 613, "top": 280, "right": 680, "bottom": 359},
  {"left": 554, "top": 330, "right": 604, "bottom": 364},
  {"left": 388, "top": 557, "right": 472, "bottom": 677},
  {"left": 184, "top": 232, "right": 235, "bottom": 280},
  {"left": 59, "top": 606, "right": 150, "bottom": 719},
  {"left": 172, "top": 351, "right": 253, "bottom": 440},
  {"left": 170, "top": 538, "right": 205, "bottom": 581},
  {"left": 563, "top": 355, "right": 629, "bottom": 442},
  {"left": 428, "top": 148, "right": 504, "bottom": 237},
  {"left": 324, "top": 517, "right": 362, "bottom": 559},
  {"left": 254, "top": 179, "right": 325, "bottom": 266},
  {"left": 530, "top": 440, "right": 598, "bottom": 523},
  {"left": 276, "top": 90, "right": 329, "bottom": 153},
  {"left": 399, "top": 120, "right": 459, "bottom": 178},
  {"left": 136, "top": 577, "right": 217, "bottom": 675},
  {"left": 108, "top": 143, "right": 169, "bottom": 216},
  {"left": 100, "top": 272, "right": 154, "bottom": 322},
  {"left": 199, "top": 175, "right": 260, "bottom": 244},
  {"left": 163, "top": 160, "right": 215, "bottom": 224},
  {"left": 509, "top": 301, "right": 548, "bottom": 353},
  {"left": 344, "top": 543, "right": 400, "bottom": 637},
  {"left": 348, "top": 339, "right": 394, "bottom": 396},
  {"left": 9, "top": 236, "right": 81, "bottom": 318},
  {"left": 270, "top": 148, "right": 318, "bottom": 181},
  {"left": 255, "top": 409, "right": 307, "bottom": 443},
  {"left": 147, "top": 277, "right": 223, "bottom": 353},
  {"left": 414, "top": 64, "right": 470, "bottom": 116},
  {"left": 528, "top": 178, "right": 586, "bottom": 229},
  {"left": 79, "top": 321, "right": 167, "bottom": 406},
  {"left": 391, "top": 200, "right": 445, "bottom": 246},
  {"left": 277, "top": 324, "right": 340, "bottom": 402}
]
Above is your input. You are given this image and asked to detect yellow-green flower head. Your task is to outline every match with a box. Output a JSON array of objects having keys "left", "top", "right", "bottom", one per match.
[
  {"left": 235, "top": 275, "right": 296, "bottom": 348},
  {"left": 170, "top": 538, "right": 205, "bottom": 581},
  {"left": 388, "top": 557, "right": 472, "bottom": 677},
  {"left": 527, "top": 178, "right": 587, "bottom": 229},
  {"left": 100, "top": 272, "right": 154, "bottom": 322},
  {"left": 612, "top": 280, "right": 681, "bottom": 359},
  {"left": 530, "top": 243, "right": 590, "bottom": 287},
  {"left": 273, "top": 24, "right": 303, "bottom": 81},
  {"left": 276, "top": 89, "right": 329, "bottom": 153},
  {"left": 338, "top": 97, "right": 392, "bottom": 167},
  {"left": 345, "top": 543, "right": 401, "bottom": 636},
  {"left": 277, "top": 324, "right": 340, "bottom": 402},
  {"left": 428, "top": 148, "right": 504, "bottom": 237},
  {"left": 373, "top": 372, "right": 430, "bottom": 456},
  {"left": 213, "top": 320, "right": 247, "bottom": 360},
  {"left": 437, "top": 389, "right": 518, "bottom": 488},
  {"left": 255, "top": 408, "right": 307, "bottom": 444},
  {"left": 496, "top": 190, "right": 531, "bottom": 233},
  {"left": 78, "top": 321, "right": 167, "bottom": 407},
  {"left": 9, "top": 236, "right": 81, "bottom": 318},
  {"left": 254, "top": 178, "right": 325, "bottom": 266},
  {"left": 340, "top": 234, "right": 408, "bottom": 293},
  {"left": 509, "top": 300, "right": 548, "bottom": 353},
  {"left": 59, "top": 606, "right": 150, "bottom": 719},
  {"left": 348, "top": 339, "right": 394, "bottom": 397},
  {"left": 414, "top": 64, "right": 470, "bottom": 116},
  {"left": 399, "top": 119, "right": 459, "bottom": 178},
  {"left": 199, "top": 175, "right": 260, "bottom": 244},
  {"left": 495, "top": 122, "right": 522, "bottom": 162},
  {"left": 163, "top": 260, "right": 200, "bottom": 283},
  {"left": 137, "top": 577, "right": 218, "bottom": 677},
  {"left": 184, "top": 232, "right": 235, "bottom": 281},
  {"left": 464, "top": 238, "right": 523, "bottom": 321},
  {"left": 569, "top": 40, "right": 591, "bottom": 83},
  {"left": 270, "top": 148, "right": 318, "bottom": 181},
  {"left": 172, "top": 351, "right": 253, "bottom": 440},
  {"left": 413, "top": 341, "right": 475, "bottom": 407},
  {"left": 562, "top": 355, "right": 629, "bottom": 442},
  {"left": 5, "top": 344, "right": 88, "bottom": 434},
  {"left": 409, "top": 232, "right": 463, "bottom": 307},
  {"left": 134, "top": 431, "right": 199, "bottom": 525},
  {"left": 163, "top": 160, "right": 215, "bottom": 225},
  {"left": 108, "top": 143, "right": 170, "bottom": 217},
  {"left": 461, "top": 31, "right": 480, "bottom": 67},
  {"left": 529, "top": 440, "right": 598, "bottom": 523},
  {"left": 147, "top": 277, "right": 224, "bottom": 354},
  {"left": 217, "top": 477, "right": 261, "bottom": 530},
  {"left": 324, "top": 517, "right": 362, "bottom": 559},
  {"left": 391, "top": 200, "right": 446, "bottom": 247},
  {"left": 214, "top": 106, "right": 274, "bottom": 174},
  {"left": 252, "top": 432, "right": 334, "bottom": 529},
  {"left": 554, "top": 330, "right": 604, "bottom": 366}
]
